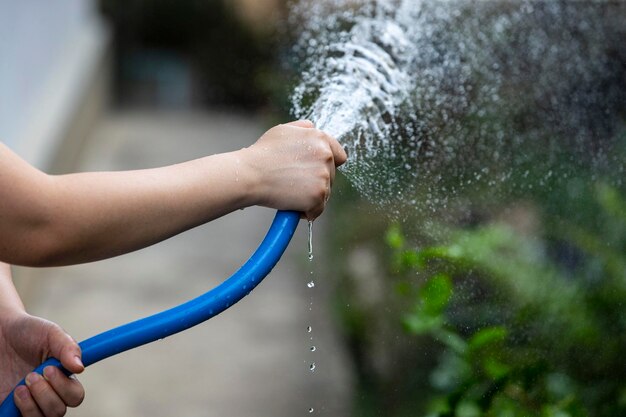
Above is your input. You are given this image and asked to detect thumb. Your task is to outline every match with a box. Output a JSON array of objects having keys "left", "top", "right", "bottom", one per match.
[
  {"left": 47, "top": 324, "right": 84, "bottom": 374},
  {"left": 284, "top": 120, "right": 314, "bottom": 128}
]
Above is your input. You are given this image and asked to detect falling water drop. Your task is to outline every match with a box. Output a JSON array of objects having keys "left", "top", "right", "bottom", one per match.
[
  {"left": 307, "top": 281, "right": 315, "bottom": 288},
  {"left": 310, "top": 363, "right": 316, "bottom": 372},
  {"left": 307, "top": 326, "right": 312, "bottom": 333},
  {"left": 310, "top": 346, "right": 316, "bottom": 352},
  {"left": 307, "top": 220, "right": 314, "bottom": 261},
  {"left": 309, "top": 407, "right": 314, "bottom": 413}
]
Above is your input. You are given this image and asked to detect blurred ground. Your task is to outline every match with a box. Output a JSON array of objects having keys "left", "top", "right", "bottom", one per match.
[{"left": 15, "top": 110, "right": 353, "bottom": 417}]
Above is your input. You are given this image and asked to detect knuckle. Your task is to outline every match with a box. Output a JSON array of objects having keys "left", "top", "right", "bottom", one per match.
[
  {"left": 268, "top": 125, "right": 281, "bottom": 135},
  {"left": 319, "top": 144, "right": 333, "bottom": 160},
  {"left": 316, "top": 165, "right": 330, "bottom": 178},
  {"left": 319, "top": 169, "right": 331, "bottom": 183},
  {"left": 43, "top": 367, "right": 59, "bottom": 383},
  {"left": 312, "top": 130, "right": 325, "bottom": 142},
  {"left": 28, "top": 379, "right": 46, "bottom": 396}
]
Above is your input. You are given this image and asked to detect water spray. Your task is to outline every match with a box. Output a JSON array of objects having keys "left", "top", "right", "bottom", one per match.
[{"left": 291, "top": 0, "right": 624, "bottom": 213}]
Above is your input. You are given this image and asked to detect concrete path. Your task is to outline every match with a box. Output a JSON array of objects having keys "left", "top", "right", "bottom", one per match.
[{"left": 15, "top": 111, "right": 353, "bottom": 417}]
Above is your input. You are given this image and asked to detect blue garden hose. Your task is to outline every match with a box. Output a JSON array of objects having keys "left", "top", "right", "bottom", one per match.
[{"left": 0, "top": 210, "right": 300, "bottom": 417}]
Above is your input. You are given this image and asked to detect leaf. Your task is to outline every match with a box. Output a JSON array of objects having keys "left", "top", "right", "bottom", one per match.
[
  {"left": 596, "top": 182, "right": 626, "bottom": 222},
  {"left": 435, "top": 328, "right": 468, "bottom": 355},
  {"left": 430, "top": 350, "right": 471, "bottom": 390},
  {"left": 483, "top": 357, "right": 511, "bottom": 379},
  {"left": 468, "top": 326, "right": 508, "bottom": 351},
  {"left": 456, "top": 400, "right": 481, "bottom": 417},
  {"left": 385, "top": 224, "right": 405, "bottom": 249},
  {"left": 401, "top": 249, "right": 422, "bottom": 268},
  {"left": 421, "top": 274, "right": 453, "bottom": 315},
  {"left": 404, "top": 313, "right": 444, "bottom": 334}
]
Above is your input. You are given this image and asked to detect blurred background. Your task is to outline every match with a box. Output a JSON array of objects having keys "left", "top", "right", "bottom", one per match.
[{"left": 2, "top": 1, "right": 625, "bottom": 417}]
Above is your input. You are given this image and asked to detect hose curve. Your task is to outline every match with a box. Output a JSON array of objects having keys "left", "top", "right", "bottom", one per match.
[{"left": 0, "top": 210, "right": 300, "bottom": 417}]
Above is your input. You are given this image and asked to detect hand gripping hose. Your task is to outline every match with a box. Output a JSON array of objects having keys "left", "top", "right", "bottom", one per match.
[{"left": 0, "top": 210, "right": 300, "bottom": 417}]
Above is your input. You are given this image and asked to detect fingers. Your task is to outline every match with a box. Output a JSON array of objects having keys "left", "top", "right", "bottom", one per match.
[
  {"left": 43, "top": 367, "right": 85, "bottom": 408},
  {"left": 15, "top": 322, "right": 86, "bottom": 416},
  {"left": 305, "top": 199, "right": 327, "bottom": 221},
  {"left": 251, "top": 120, "right": 346, "bottom": 219},
  {"left": 14, "top": 368, "right": 84, "bottom": 417},
  {"left": 14, "top": 386, "right": 44, "bottom": 417},
  {"left": 47, "top": 325, "right": 84, "bottom": 375},
  {"left": 305, "top": 172, "right": 332, "bottom": 221},
  {"left": 288, "top": 122, "right": 341, "bottom": 220},
  {"left": 285, "top": 120, "right": 348, "bottom": 167},
  {"left": 325, "top": 134, "right": 348, "bottom": 167},
  {"left": 26, "top": 372, "right": 65, "bottom": 417}
]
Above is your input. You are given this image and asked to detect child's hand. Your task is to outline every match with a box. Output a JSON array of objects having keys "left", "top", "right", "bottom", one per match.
[
  {"left": 242, "top": 120, "right": 348, "bottom": 220},
  {"left": 0, "top": 311, "right": 85, "bottom": 417}
]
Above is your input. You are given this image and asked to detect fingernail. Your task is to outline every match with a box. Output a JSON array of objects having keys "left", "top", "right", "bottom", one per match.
[
  {"left": 43, "top": 366, "right": 55, "bottom": 381},
  {"left": 74, "top": 355, "right": 84, "bottom": 368},
  {"left": 15, "top": 386, "right": 29, "bottom": 400},
  {"left": 25, "top": 372, "right": 41, "bottom": 386}
]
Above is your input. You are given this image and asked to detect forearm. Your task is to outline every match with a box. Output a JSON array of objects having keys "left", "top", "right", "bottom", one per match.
[
  {"left": 0, "top": 263, "right": 25, "bottom": 314},
  {"left": 1, "top": 149, "right": 257, "bottom": 267},
  {"left": 1, "top": 121, "right": 346, "bottom": 267}
]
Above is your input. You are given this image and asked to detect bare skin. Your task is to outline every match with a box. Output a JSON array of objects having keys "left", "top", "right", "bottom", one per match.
[
  {"left": 0, "top": 120, "right": 347, "bottom": 416},
  {"left": 0, "top": 263, "right": 85, "bottom": 417},
  {"left": 0, "top": 120, "right": 346, "bottom": 267}
]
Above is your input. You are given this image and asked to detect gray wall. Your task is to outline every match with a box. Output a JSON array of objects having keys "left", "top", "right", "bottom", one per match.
[{"left": 0, "top": 0, "right": 108, "bottom": 169}]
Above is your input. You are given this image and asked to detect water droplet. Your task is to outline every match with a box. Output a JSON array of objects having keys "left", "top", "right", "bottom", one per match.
[
  {"left": 307, "top": 220, "right": 314, "bottom": 261},
  {"left": 310, "top": 346, "right": 316, "bottom": 352},
  {"left": 309, "top": 407, "right": 314, "bottom": 413},
  {"left": 307, "top": 326, "right": 312, "bottom": 333},
  {"left": 309, "top": 363, "right": 316, "bottom": 372},
  {"left": 307, "top": 281, "right": 315, "bottom": 288}
]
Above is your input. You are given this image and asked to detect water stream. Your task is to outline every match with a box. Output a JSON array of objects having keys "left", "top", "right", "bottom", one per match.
[{"left": 290, "top": 0, "right": 625, "bottom": 216}]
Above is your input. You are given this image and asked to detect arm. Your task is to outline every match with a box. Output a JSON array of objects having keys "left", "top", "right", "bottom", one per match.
[
  {"left": 0, "top": 121, "right": 347, "bottom": 267},
  {"left": 0, "top": 262, "right": 85, "bottom": 416},
  {"left": 0, "top": 263, "right": 24, "bottom": 312}
]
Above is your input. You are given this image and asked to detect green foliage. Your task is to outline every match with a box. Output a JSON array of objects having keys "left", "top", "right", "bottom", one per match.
[
  {"left": 385, "top": 182, "right": 626, "bottom": 416},
  {"left": 324, "top": 168, "right": 626, "bottom": 417}
]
